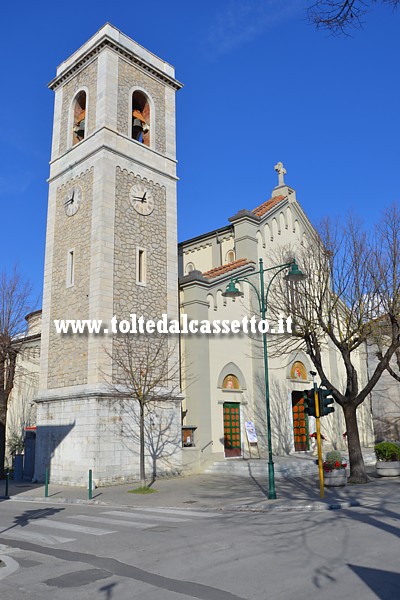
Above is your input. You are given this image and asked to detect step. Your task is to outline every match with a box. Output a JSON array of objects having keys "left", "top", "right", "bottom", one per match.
[{"left": 204, "top": 449, "right": 376, "bottom": 478}]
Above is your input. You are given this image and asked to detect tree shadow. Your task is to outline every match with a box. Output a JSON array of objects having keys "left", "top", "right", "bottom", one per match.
[
  {"left": 99, "top": 581, "right": 118, "bottom": 599},
  {"left": 348, "top": 564, "right": 400, "bottom": 600},
  {"left": 0, "top": 506, "right": 65, "bottom": 536},
  {"left": 117, "top": 401, "right": 181, "bottom": 485}
]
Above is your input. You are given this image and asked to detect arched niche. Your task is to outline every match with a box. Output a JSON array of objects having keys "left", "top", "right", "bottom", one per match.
[
  {"left": 294, "top": 220, "right": 301, "bottom": 239},
  {"left": 256, "top": 229, "right": 265, "bottom": 249},
  {"left": 225, "top": 249, "right": 235, "bottom": 263},
  {"left": 217, "top": 362, "right": 247, "bottom": 390},
  {"left": 286, "top": 206, "right": 293, "bottom": 232},
  {"left": 287, "top": 353, "right": 312, "bottom": 382},
  {"left": 265, "top": 222, "right": 272, "bottom": 242},
  {"left": 207, "top": 293, "right": 216, "bottom": 312},
  {"left": 216, "top": 288, "right": 226, "bottom": 309},
  {"left": 279, "top": 211, "right": 287, "bottom": 232},
  {"left": 271, "top": 217, "right": 279, "bottom": 238}
]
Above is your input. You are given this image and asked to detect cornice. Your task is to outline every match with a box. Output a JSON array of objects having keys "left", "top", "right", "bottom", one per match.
[{"left": 48, "top": 36, "right": 183, "bottom": 92}]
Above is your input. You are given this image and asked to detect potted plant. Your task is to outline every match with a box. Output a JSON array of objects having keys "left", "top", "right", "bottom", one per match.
[
  {"left": 323, "top": 451, "right": 347, "bottom": 486},
  {"left": 374, "top": 442, "right": 400, "bottom": 477}
]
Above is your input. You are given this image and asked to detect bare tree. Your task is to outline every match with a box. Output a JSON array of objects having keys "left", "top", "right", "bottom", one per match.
[
  {"left": 308, "top": 0, "right": 399, "bottom": 34},
  {"left": 106, "top": 332, "right": 182, "bottom": 487},
  {"left": 0, "top": 267, "right": 33, "bottom": 478},
  {"left": 269, "top": 207, "right": 400, "bottom": 483}
]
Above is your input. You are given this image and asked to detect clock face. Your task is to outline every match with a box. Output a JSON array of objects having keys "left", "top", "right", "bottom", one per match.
[
  {"left": 64, "top": 185, "right": 83, "bottom": 216},
  {"left": 129, "top": 183, "right": 154, "bottom": 216}
]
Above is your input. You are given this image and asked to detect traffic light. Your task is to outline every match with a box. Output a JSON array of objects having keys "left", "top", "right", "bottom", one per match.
[
  {"left": 318, "top": 388, "right": 335, "bottom": 417},
  {"left": 303, "top": 388, "right": 317, "bottom": 417}
]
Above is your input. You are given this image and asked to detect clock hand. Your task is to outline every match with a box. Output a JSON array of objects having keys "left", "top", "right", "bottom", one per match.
[
  {"left": 142, "top": 192, "right": 147, "bottom": 203},
  {"left": 64, "top": 190, "right": 75, "bottom": 206}
]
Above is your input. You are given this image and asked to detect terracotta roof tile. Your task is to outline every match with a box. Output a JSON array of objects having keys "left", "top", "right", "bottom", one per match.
[
  {"left": 252, "top": 195, "right": 286, "bottom": 217},
  {"left": 203, "top": 258, "right": 254, "bottom": 279}
]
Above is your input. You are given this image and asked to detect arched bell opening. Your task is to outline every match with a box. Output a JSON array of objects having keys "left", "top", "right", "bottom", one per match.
[
  {"left": 72, "top": 91, "right": 86, "bottom": 145},
  {"left": 132, "top": 91, "right": 150, "bottom": 146}
]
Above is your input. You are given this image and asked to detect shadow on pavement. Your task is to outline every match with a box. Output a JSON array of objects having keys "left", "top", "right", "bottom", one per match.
[{"left": 0, "top": 506, "right": 65, "bottom": 536}]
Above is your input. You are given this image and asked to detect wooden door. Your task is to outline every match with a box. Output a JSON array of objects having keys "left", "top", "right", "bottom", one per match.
[
  {"left": 223, "top": 403, "right": 241, "bottom": 457},
  {"left": 292, "top": 391, "right": 309, "bottom": 451}
]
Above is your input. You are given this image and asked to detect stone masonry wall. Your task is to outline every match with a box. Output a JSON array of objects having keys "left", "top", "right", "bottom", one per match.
[
  {"left": 117, "top": 58, "right": 166, "bottom": 154},
  {"left": 47, "top": 168, "right": 93, "bottom": 389},
  {"left": 112, "top": 166, "right": 168, "bottom": 378},
  {"left": 58, "top": 59, "right": 98, "bottom": 156}
]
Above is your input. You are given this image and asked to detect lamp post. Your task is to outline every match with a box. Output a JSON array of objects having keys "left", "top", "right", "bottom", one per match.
[{"left": 222, "top": 258, "right": 306, "bottom": 499}]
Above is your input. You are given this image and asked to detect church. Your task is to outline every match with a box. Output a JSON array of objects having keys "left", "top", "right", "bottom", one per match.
[{"left": 8, "top": 24, "right": 375, "bottom": 485}]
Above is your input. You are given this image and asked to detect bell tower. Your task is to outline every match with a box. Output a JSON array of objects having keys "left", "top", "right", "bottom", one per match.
[{"left": 35, "top": 24, "right": 183, "bottom": 484}]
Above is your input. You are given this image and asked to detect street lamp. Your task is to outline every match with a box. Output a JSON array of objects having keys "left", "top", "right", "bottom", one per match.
[{"left": 222, "top": 257, "right": 306, "bottom": 499}]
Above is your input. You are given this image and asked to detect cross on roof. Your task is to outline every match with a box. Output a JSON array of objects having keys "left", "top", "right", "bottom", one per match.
[{"left": 274, "top": 161, "right": 286, "bottom": 186}]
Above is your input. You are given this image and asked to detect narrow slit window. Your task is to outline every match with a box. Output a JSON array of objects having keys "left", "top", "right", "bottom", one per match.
[
  {"left": 67, "top": 250, "right": 75, "bottom": 287},
  {"left": 137, "top": 248, "right": 147, "bottom": 285}
]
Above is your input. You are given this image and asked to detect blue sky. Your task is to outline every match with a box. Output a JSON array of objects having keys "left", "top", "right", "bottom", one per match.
[{"left": 1, "top": 0, "right": 399, "bottom": 303}]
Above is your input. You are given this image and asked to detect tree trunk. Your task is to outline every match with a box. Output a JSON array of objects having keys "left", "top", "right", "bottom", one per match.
[
  {"left": 139, "top": 403, "right": 146, "bottom": 487},
  {"left": 0, "top": 422, "right": 5, "bottom": 480},
  {"left": 343, "top": 402, "right": 368, "bottom": 484},
  {"left": 0, "top": 388, "right": 7, "bottom": 480}
]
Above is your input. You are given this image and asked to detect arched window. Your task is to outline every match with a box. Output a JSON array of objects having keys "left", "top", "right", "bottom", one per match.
[
  {"left": 132, "top": 90, "right": 150, "bottom": 146},
  {"left": 72, "top": 91, "right": 86, "bottom": 145},
  {"left": 186, "top": 262, "right": 195, "bottom": 274},
  {"left": 226, "top": 250, "right": 235, "bottom": 264}
]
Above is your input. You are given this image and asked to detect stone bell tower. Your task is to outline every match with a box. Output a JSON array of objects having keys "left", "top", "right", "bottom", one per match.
[{"left": 35, "top": 24, "right": 183, "bottom": 484}]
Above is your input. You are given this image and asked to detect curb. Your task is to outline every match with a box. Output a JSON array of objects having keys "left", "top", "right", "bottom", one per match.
[
  {"left": 224, "top": 500, "right": 362, "bottom": 513},
  {"left": 1, "top": 494, "right": 363, "bottom": 514}
]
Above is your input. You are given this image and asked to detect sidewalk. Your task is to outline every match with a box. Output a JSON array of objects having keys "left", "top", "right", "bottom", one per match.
[{"left": 1, "top": 467, "right": 399, "bottom": 513}]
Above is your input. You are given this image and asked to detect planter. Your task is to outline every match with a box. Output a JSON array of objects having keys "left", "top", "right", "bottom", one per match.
[
  {"left": 324, "top": 469, "right": 347, "bottom": 487},
  {"left": 376, "top": 461, "right": 400, "bottom": 477}
]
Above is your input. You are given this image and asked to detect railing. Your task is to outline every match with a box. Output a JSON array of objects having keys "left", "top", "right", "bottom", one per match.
[{"left": 200, "top": 440, "right": 213, "bottom": 453}]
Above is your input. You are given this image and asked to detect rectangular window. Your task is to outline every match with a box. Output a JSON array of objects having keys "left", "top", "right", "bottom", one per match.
[
  {"left": 136, "top": 247, "right": 147, "bottom": 286},
  {"left": 67, "top": 249, "right": 75, "bottom": 287}
]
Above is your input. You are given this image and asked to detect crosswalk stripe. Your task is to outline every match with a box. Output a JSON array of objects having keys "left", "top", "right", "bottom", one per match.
[
  {"left": 68, "top": 515, "right": 154, "bottom": 529},
  {"left": 1, "top": 529, "right": 76, "bottom": 546},
  {"left": 102, "top": 510, "right": 189, "bottom": 523},
  {"left": 31, "top": 519, "right": 115, "bottom": 536},
  {"left": 113, "top": 507, "right": 218, "bottom": 518}
]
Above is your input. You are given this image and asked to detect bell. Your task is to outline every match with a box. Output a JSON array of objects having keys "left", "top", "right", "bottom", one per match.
[
  {"left": 132, "top": 118, "right": 144, "bottom": 141},
  {"left": 75, "top": 119, "right": 85, "bottom": 139}
]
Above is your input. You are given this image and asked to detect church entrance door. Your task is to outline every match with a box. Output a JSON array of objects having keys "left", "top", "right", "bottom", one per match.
[
  {"left": 292, "top": 391, "right": 309, "bottom": 451},
  {"left": 223, "top": 403, "right": 241, "bottom": 458}
]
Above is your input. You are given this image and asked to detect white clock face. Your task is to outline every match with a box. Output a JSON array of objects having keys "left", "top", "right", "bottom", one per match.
[
  {"left": 129, "top": 183, "right": 154, "bottom": 216},
  {"left": 64, "top": 185, "right": 83, "bottom": 216}
]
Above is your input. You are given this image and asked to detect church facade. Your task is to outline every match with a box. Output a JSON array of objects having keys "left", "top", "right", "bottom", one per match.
[
  {"left": 7, "top": 24, "right": 378, "bottom": 484},
  {"left": 178, "top": 167, "right": 375, "bottom": 470}
]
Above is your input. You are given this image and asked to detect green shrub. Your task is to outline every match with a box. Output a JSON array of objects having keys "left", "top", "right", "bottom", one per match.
[
  {"left": 374, "top": 442, "right": 400, "bottom": 462},
  {"left": 325, "top": 451, "right": 343, "bottom": 465}
]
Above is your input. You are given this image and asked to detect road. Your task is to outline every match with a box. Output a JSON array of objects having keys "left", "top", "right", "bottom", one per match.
[{"left": 0, "top": 497, "right": 399, "bottom": 599}]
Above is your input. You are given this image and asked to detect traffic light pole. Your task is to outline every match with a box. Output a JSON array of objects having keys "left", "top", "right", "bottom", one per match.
[{"left": 314, "top": 381, "right": 324, "bottom": 498}]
